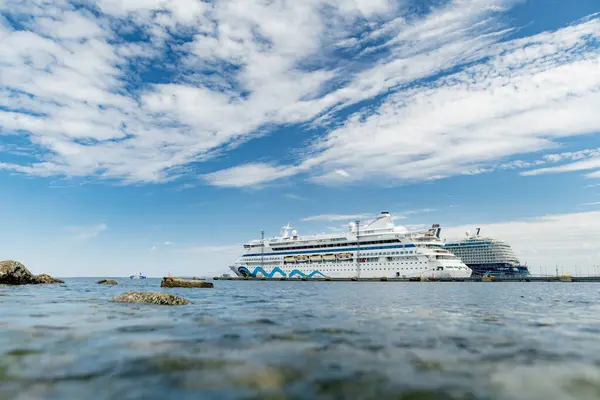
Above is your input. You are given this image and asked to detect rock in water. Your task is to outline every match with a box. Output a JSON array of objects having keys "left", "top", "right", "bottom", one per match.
[
  {"left": 160, "top": 277, "right": 214, "bottom": 288},
  {"left": 34, "top": 274, "right": 65, "bottom": 284},
  {"left": 97, "top": 279, "right": 118, "bottom": 285},
  {"left": 0, "top": 260, "right": 32, "bottom": 284},
  {"left": 0, "top": 260, "right": 63, "bottom": 285},
  {"left": 111, "top": 291, "right": 189, "bottom": 305}
]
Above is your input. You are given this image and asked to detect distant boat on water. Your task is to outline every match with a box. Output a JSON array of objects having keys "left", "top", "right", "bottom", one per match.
[{"left": 129, "top": 273, "right": 147, "bottom": 279}]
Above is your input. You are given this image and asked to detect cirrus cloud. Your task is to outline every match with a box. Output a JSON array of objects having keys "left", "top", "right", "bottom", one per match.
[{"left": 1, "top": 1, "right": 599, "bottom": 190}]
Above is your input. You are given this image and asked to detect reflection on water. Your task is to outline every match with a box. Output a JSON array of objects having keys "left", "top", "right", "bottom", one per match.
[{"left": 1, "top": 279, "right": 600, "bottom": 399}]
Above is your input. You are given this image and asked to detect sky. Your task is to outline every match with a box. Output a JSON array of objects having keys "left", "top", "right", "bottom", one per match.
[{"left": 0, "top": 0, "right": 599, "bottom": 278}]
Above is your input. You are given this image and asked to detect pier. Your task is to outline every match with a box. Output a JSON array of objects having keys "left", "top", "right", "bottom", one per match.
[{"left": 213, "top": 275, "right": 600, "bottom": 282}]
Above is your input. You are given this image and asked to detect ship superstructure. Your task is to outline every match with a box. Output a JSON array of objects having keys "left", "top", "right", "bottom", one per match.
[
  {"left": 230, "top": 212, "right": 472, "bottom": 279},
  {"left": 444, "top": 229, "right": 530, "bottom": 276}
]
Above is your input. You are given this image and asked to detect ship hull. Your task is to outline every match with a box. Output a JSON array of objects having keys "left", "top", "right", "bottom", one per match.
[
  {"left": 466, "top": 263, "right": 530, "bottom": 277},
  {"left": 230, "top": 262, "right": 472, "bottom": 279}
]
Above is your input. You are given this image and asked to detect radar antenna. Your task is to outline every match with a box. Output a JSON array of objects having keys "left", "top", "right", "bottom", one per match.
[{"left": 280, "top": 222, "right": 293, "bottom": 238}]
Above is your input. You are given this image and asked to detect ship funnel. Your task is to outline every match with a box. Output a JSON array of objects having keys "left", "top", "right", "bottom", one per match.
[
  {"left": 476, "top": 228, "right": 481, "bottom": 236},
  {"left": 431, "top": 224, "right": 441, "bottom": 238}
]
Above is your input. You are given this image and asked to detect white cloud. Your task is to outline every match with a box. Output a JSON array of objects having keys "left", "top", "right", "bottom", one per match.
[
  {"left": 302, "top": 213, "right": 373, "bottom": 222},
  {"left": 301, "top": 208, "right": 436, "bottom": 223},
  {"left": 586, "top": 171, "right": 600, "bottom": 179},
  {"left": 283, "top": 193, "right": 306, "bottom": 201},
  {"left": 66, "top": 223, "right": 107, "bottom": 241},
  {"left": 0, "top": 0, "right": 397, "bottom": 184},
  {"left": 208, "top": 12, "right": 600, "bottom": 187},
  {"left": 493, "top": 148, "right": 600, "bottom": 173},
  {"left": 305, "top": 16, "right": 600, "bottom": 185},
  {"left": 442, "top": 211, "right": 600, "bottom": 274},
  {"left": 202, "top": 163, "right": 304, "bottom": 188},
  {"left": 521, "top": 157, "right": 600, "bottom": 176},
  {"left": 2, "top": 0, "right": 599, "bottom": 190}
]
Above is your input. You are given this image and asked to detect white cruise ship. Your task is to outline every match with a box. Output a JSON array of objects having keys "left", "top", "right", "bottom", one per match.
[
  {"left": 444, "top": 229, "right": 530, "bottom": 277},
  {"left": 230, "top": 212, "right": 472, "bottom": 279}
]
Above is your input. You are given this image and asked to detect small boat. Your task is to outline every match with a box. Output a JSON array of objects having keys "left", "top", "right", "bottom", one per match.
[{"left": 129, "top": 273, "right": 147, "bottom": 279}]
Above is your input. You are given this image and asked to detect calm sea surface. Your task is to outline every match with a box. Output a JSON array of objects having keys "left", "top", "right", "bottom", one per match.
[{"left": 1, "top": 279, "right": 600, "bottom": 400}]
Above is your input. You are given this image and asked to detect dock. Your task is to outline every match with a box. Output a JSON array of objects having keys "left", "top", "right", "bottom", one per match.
[{"left": 213, "top": 275, "right": 600, "bottom": 283}]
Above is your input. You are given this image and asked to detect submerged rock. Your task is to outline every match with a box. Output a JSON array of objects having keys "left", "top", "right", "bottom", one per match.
[
  {"left": 0, "top": 260, "right": 64, "bottom": 285},
  {"left": 97, "top": 279, "right": 118, "bottom": 285},
  {"left": 160, "top": 277, "right": 214, "bottom": 288},
  {"left": 111, "top": 291, "right": 189, "bottom": 305}
]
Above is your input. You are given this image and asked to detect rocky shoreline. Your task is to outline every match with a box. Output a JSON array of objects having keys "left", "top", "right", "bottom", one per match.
[
  {"left": 0, "top": 260, "right": 64, "bottom": 285},
  {"left": 0, "top": 261, "right": 222, "bottom": 305}
]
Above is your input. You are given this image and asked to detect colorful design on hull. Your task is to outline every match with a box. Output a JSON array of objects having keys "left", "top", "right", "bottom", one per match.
[{"left": 238, "top": 266, "right": 326, "bottom": 279}]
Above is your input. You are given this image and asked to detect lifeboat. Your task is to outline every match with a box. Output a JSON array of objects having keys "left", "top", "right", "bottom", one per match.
[
  {"left": 283, "top": 256, "right": 296, "bottom": 264},
  {"left": 322, "top": 254, "right": 336, "bottom": 262},
  {"left": 309, "top": 254, "right": 322, "bottom": 262},
  {"left": 337, "top": 252, "right": 353, "bottom": 260},
  {"left": 296, "top": 255, "right": 309, "bottom": 263}
]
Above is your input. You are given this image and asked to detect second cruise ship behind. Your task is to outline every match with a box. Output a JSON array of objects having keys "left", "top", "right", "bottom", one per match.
[
  {"left": 230, "top": 212, "right": 472, "bottom": 279},
  {"left": 444, "top": 229, "right": 530, "bottom": 277}
]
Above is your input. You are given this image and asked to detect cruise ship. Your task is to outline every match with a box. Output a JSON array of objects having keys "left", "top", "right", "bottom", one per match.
[
  {"left": 230, "top": 212, "right": 472, "bottom": 279},
  {"left": 444, "top": 229, "right": 530, "bottom": 277}
]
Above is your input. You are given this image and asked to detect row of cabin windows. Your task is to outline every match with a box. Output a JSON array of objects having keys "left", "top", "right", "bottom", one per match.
[
  {"left": 245, "top": 262, "right": 426, "bottom": 268},
  {"left": 245, "top": 250, "right": 416, "bottom": 262},
  {"left": 269, "top": 239, "right": 402, "bottom": 251}
]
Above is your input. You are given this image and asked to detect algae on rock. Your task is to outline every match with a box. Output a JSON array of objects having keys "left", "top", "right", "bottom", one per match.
[
  {"left": 161, "top": 277, "right": 214, "bottom": 288},
  {"left": 111, "top": 291, "right": 189, "bottom": 305}
]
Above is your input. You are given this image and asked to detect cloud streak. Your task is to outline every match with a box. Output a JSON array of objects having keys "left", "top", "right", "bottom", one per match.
[
  {"left": 66, "top": 223, "right": 107, "bottom": 241},
  {"left": 1, "top": 1, "right": 599, "bottom": 190}
]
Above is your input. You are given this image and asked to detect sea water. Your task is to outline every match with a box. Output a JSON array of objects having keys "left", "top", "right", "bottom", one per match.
[{"left": 1, "top": 279, "right": 600, "bottom": 399}]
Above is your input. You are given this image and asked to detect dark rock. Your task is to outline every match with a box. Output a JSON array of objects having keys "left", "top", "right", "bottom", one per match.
[
  {"left": 0, "top": 260, "right": 63, "bottom": 285},
  {"left": 33, "top": 274, "right": 64, "bottom": 284},
  {"left": 160, "top": 277, "right": 214, "bottom": 288},
  {"left": 97, "top": 279, "right": 118, "bottom": 285},
  {"left": 111, "top": 291, "right": 189, "bottom": 305}
]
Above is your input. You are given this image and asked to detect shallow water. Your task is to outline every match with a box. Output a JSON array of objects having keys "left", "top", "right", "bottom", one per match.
[{"left": 1, "top": 279, "right": 600, "bottom": 399}]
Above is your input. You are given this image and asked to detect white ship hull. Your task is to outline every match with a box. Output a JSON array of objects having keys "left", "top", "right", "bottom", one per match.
[
  {"left": 232, "top": 212, "right": 472, "bottom": 279},
  {"left": 230, "top": 260, "right": 471, "bottom": 279}
]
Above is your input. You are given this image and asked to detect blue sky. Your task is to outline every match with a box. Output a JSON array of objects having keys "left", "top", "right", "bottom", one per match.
[{"left": 1, "top": 0, "right": 599, "bottom": 277}]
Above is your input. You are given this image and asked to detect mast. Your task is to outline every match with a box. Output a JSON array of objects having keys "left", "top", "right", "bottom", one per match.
[
  {"left": 355, "top": 220, "right": 360, "bottom": 278},
  {"left": 261, "top": 230, "right": 264, "bottom": 270}
]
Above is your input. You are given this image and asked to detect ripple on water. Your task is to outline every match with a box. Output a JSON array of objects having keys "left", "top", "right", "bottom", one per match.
[
  {"left": 116, "top": 324, "right": 175, "bottom": 333},
  {"left": 2, "top": 279, "right": 600, "bottom": 399}
]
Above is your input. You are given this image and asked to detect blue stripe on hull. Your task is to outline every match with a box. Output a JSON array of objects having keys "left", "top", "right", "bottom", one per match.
[
  {"left": 467, "top": 263, "right": 531, "bottom": 276},
  {"left": 243, "top": 243, "right": 416, "bottom": 257},
  {"left": 238, "top": 266, "right": 326, "bottom": 278}
]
